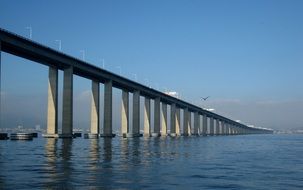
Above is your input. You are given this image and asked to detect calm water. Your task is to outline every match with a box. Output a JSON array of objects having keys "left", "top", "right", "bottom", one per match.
[{"left": 0, "top": 134, "right": 303, "bottom": 189}]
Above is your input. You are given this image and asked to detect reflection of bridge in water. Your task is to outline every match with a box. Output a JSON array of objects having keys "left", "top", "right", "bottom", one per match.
[{"left": 0, "top": 28, "right": 272, "bottom": 138}]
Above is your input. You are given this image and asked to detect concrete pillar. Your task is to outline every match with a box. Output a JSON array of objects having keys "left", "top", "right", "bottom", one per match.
[
  {"left": 90, "top": 80, "right": 99, "bottom": 135},
  {"left": 103, "top": 80, "right": 113, "bottom": 137},
  {"left": 62, "top": 66, "right": 73, "bottom": 137},
  {"left": 170, "top": 103, "right": 176, "bottom": 134},
  {"left": 144, "top": 97, "right": 151, "bottom": 137},
  {"left": 46, "top": 66, "right": 58, "bottom": 136},
  {"left": 183, "top": 108, "right": 189, "bottom": 136},
  {"left": 216, "top": 119, "right": 220, "bottom": 135},
  {"left": 241, "top": 128, "right": 245, "bottom": 135},
  {"left": 121, "top": 90, "right": 129, "bottom": 136},
  {"left": 243, "top": 128, "right": 246, "bottom": 135},
  {"left": 209, "top": 117, "right": 214, "bottom": 135},
  {"left": 221, "top": 121, "right": 225, "bottom": 135},
  {"left": 153, "top": 97, "right": 161, "bottom": 135},
  {"left": 193, "top": 112, "right": 200, "bottom": 135},
  {"left": 225, "top": 124, "right": 228, "bottom": 135},
  {"left": 176, "top": 107, "right": 181, "bottom": 135},
  {"left": 0, "top": 41, "right": 1, "bottom": 129},
  {"left": 202, "top": 114, "right": 207, "bottom": 135},
  {"left": 161, "top": 103, "right": 168, "bottom": 136},
  {"left": 229, "top": 124, "right": 233, "bottom": 135},
  {"left": 132, "top": 90, "right": 140, "bottom": 135},
  {"left": 218, "top": 120, "right": 222, "bottom": 135}
]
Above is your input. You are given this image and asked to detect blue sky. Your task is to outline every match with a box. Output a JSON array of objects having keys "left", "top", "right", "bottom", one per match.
[{"left": 0, "top": 0, "right": 303, "bottom": 130}]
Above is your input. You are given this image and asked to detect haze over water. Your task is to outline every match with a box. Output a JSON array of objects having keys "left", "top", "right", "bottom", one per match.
[{"left": 1, "top": 134, "right": 303, "bottom": 189}]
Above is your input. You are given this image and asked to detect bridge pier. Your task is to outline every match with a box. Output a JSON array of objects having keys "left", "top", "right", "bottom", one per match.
[
  {"left": 226, "top": 123, "right": 230, "bottom": 135},
  {"left": 170, "top": 103, "right": 176, "bottom": 136},
  {"left": 209, "top": 117, "right": 214, "bottom": 135},
  {"left": 153, "top": 97, "right": 161, "bottom": 136},
  {"left": 221, "top": 121, "right": 225, "bottom": 135},
  {"left": 121, "top": 90, "right": 129, "bottom": 137},
  {"left": 132, "top": 90, "right": 140, "bottom": 136},
  {"left": 161, "top": 103, "right": 168, "bottom": 136},
  {"left": 225, "top": 123, "right": 230, "bottom": 135},
  {"left": 46, "top": 66, "right": 58, "bottom": 137},
  {"left": 90, "top": 80, "right": 99, "bottom": 136},
  {"left": 218, "top": 120, "right": 222, "bottom": 135},
  {"left": 183, "top": 108, "right": 189, "bottom": 136},
  {"left": 202, "top": 114, "right": 207, "bottom": 135},
  {"left": 215, "top": 119, "right": 220, "bottom": 135},
  {"left": 61, "top": 66, "right": 73, "bottom": 138},
  {"left": 102, "top": 80, "right": 114, "bottom": 137},
  {"left": 176, "top": 107, "right": 181, "bottom": 135},
  {"left": 0, "top": 41, "right": 1, "bottom": 129},
  {"left": 144, "top": 97, "right": 151, "bottom": 137},
  {"left": 193, "top": 112, "right": 199, "bottom": 135},
  {"left": 231, "top": 125, "right": 235, "bottom": 135},
  {"left": 170, "top": 104, "right": 181, "bottom": 136}
]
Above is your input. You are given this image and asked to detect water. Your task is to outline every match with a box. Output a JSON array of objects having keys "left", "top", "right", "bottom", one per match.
[{"left": 1, "top": 134, "right": 303, "bottom": 189}]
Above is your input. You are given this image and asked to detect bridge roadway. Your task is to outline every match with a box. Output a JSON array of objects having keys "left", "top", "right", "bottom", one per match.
[{"left": 0, "top": 28, "right": 272, "bottom": 138}]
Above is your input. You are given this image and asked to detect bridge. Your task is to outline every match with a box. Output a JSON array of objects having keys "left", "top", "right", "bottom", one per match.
[{"left": 0, "top": 28, "right": 272, "bottom": 138}]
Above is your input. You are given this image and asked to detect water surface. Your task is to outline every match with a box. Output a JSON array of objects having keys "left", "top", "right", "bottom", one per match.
[{"left": 1, "top": 134, "right": 303, "bottom": 189}]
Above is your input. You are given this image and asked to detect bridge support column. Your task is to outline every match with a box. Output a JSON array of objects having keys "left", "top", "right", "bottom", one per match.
[
  {"left": 153, "top": 97, "right": 161, "bottom": 136},
  {"left": 218, "top": 120, "right": 222, "bottom": 135},
  {"left": 132, "top": 90, "right": 140, "bottom": 136},
  {"left": 193, "top": 112, "right": 199, "bottom": 135},
  {"left": 0, "top": 41, "right": 1, "bottom": 129},
  {"left": 224, "top": 122, "right": 227, "bottom": 135},
  {"left": 202, "top": 115, "right": 207, "bottom": 135},
  {"left": 209, "top": 117, "right": 214, "bottom": 135},
  {"left": 227, "top": 124, "right": 231, "bottom": 135},
  {"left": 227, "top": 123, "right": 231, "bottom": 135},
  {"left": 121, "top": 90, "right": 129, "bottom": 137},
  {"left": 161, "top": 103, "right": 168, "bottom": 136},
  {"left": 183, "top": 108, "right": 189, "bottom": 136},
  {"left": 61, "top": 66, "right": 73, "bottom": 138},
  {"left": 170, "top": 103, "right": 176, "bottom": 136},
  {"left": 90, "top": 81, "right": 99, "bottom": 136},
  {"left": 243, "top": 128, "right": 246, "bottom": 135},
  {"left": 45, "top": 66, "right": 58, "bottom": 137},
  {"left": 102, "top": 80, "right": 113, "bottom": 137},
  {"left": 228, "top": 124, "right": 233, "bottom": 135},
  {"left": 221, "top": 121, "right": 225, "bottom": 135},
  {"left": 176, "top": 107, "right": 181, "bottom": 135},
  {"left": 144, "top": 97, "right": 151, "bottom": 137},
  {"left": 216, "top": 119, "right": 220, "bottom": 135}
]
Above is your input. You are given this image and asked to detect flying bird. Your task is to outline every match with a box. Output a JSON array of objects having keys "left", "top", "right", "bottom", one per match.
[{"left": 201, "top": 96, "right": 210, "bottom": 101}]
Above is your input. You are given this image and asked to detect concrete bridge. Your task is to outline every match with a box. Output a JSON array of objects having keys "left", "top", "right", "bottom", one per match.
[{"left": 0, "top": 28, "right": 272, "bottom": 138}]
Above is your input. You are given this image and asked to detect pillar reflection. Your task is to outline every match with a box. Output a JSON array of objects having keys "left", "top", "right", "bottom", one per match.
[{"left": 44, "top": 138, "right": 58, "bottom": 188}]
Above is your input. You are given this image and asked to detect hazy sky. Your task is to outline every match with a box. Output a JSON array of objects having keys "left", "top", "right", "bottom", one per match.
[{"left": 0, "top": 0, "right": 302, "bottom": 130}]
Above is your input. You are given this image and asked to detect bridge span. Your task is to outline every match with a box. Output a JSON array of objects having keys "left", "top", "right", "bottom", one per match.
[{"left": 0, "top": 28, "right": 272, "bottom": 138}]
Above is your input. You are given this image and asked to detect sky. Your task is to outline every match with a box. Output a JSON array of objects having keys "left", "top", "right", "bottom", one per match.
[{"left": 0, "top": 0, "right": 302, "bottom": 130}]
